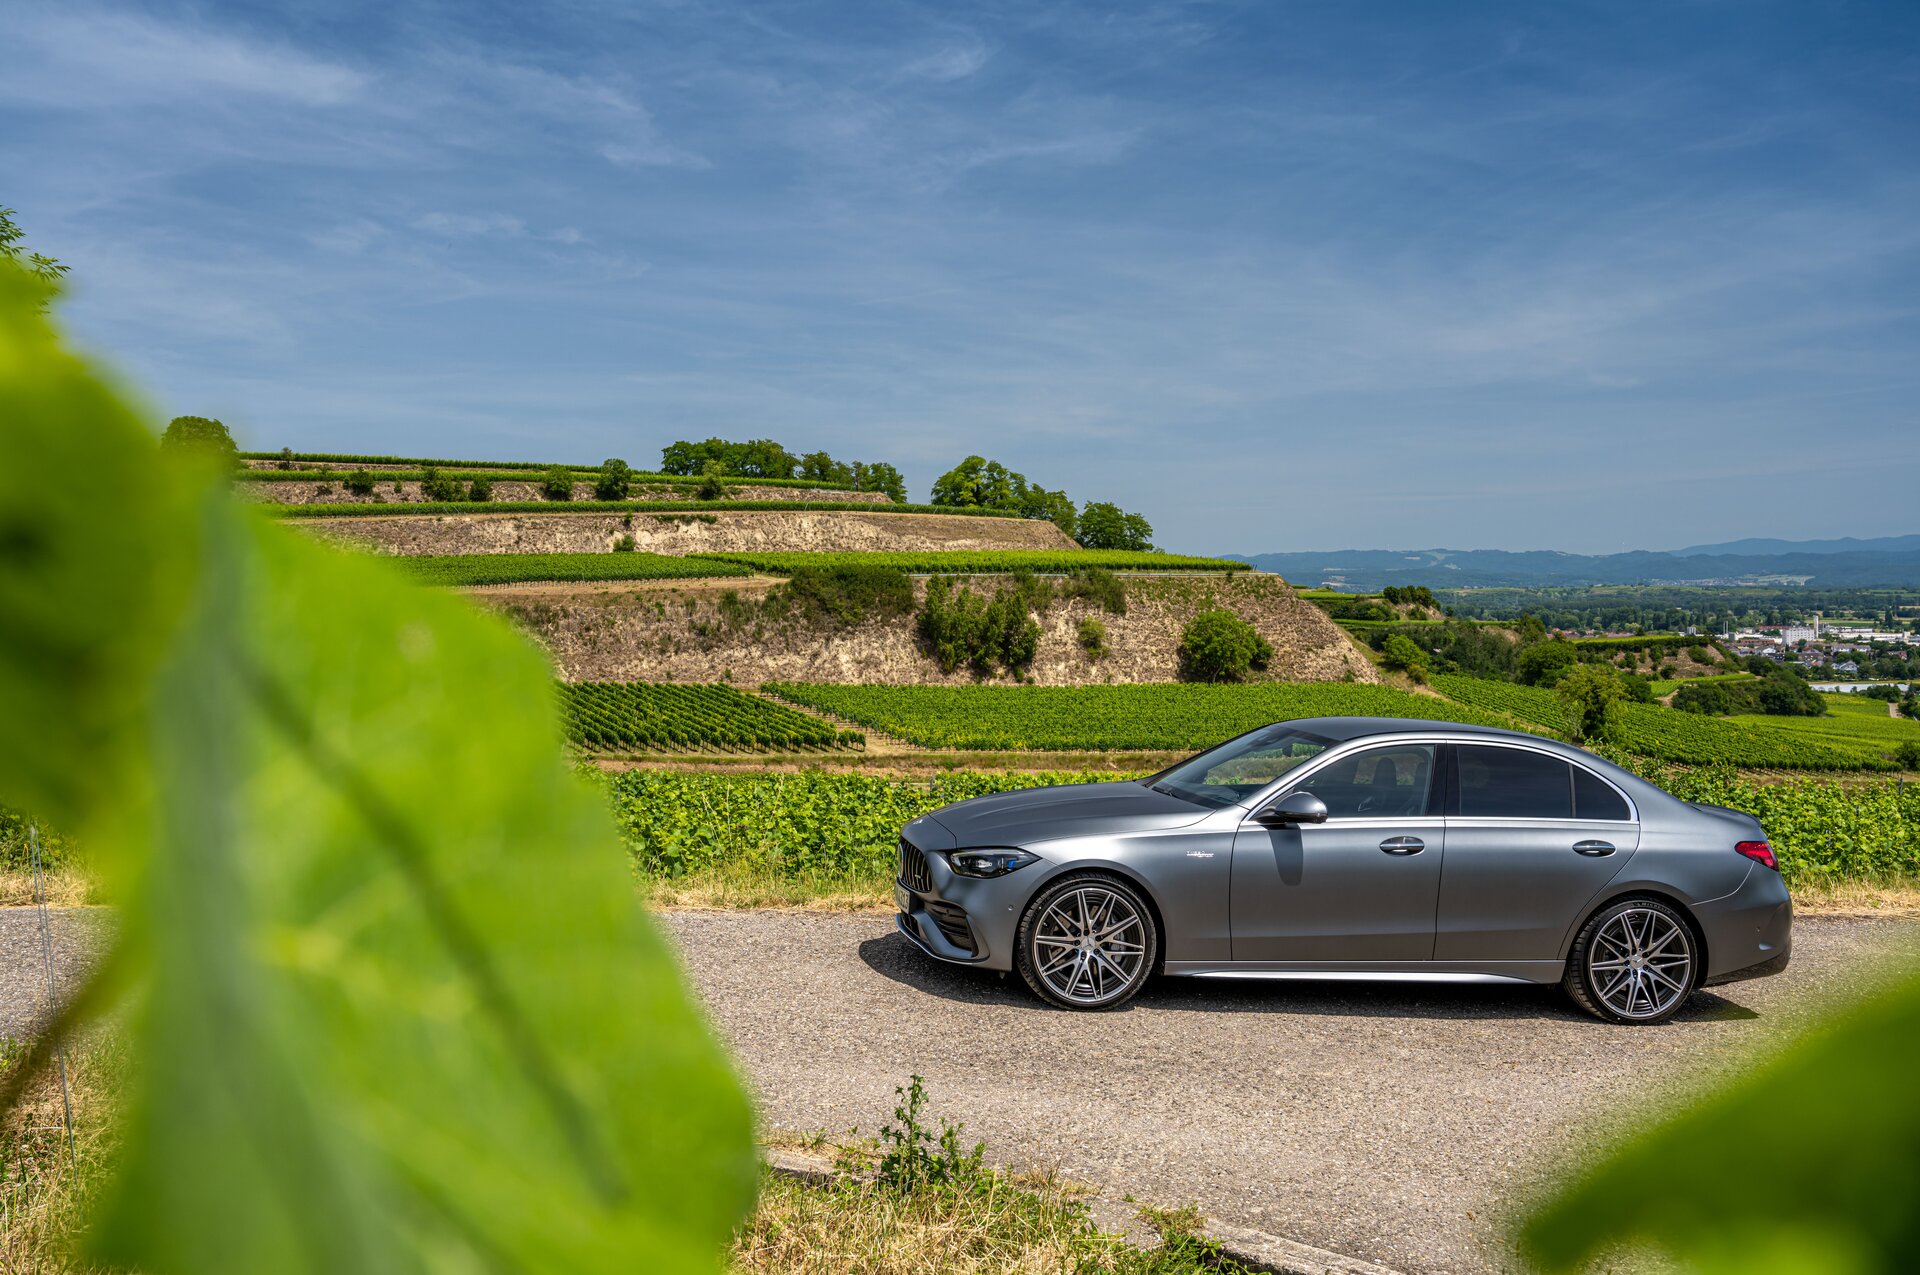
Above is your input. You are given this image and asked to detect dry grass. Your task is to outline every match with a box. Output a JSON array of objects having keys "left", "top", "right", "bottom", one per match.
[
  {"left": 1790, "top": 877, "right": 1920, "bottom": 918},
  {"left": 644, "top": 864, "right": 896, "bottom": 913},
  {"left": 0, "top": 1038, "right": 120, "bottom": 1275},
  {"left": 0, "top": 873, "right": 98, "bottom": 911}
]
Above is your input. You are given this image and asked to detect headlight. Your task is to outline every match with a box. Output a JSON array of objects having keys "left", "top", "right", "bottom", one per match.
[{"left": 946, "top": 849, "right": 1041, "bottom": 879}]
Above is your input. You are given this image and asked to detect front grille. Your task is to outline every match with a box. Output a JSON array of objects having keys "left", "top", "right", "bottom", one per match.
[
  {"left": 898, "top": 839, "right": 932, "bottom": 892},
  {"left": 925, "top": 901, "right": 976, "bottom": 953}
]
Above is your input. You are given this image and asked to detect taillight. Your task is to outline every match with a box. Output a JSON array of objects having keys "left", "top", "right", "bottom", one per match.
[{"left": 1736, "top": 841, "right": 1778, "bottom": 871}]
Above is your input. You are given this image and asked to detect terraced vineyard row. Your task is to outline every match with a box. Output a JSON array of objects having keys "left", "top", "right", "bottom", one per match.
[
  {"left": 398, "top": 553, "right": 752, "bottom": 587},
  {"left": 1431, "top": 675, "right": 1895, "bottom": 770},
  {"left": 761, "top": 682, "right": 1520, "bottom": 751},
  {"left": 267, "top": 499, "right": 1019, "bottom": 519},
  {"left": 694, "top": 550, "right": 1244, "bottom": 574},
  {"left": 561, "top": 683, "right": 861, "bottom": 751}
]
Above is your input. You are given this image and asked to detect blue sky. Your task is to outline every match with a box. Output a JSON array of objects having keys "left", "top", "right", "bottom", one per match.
[{"left": 5, "top": 0, "right": 1917, "bottom": 555}]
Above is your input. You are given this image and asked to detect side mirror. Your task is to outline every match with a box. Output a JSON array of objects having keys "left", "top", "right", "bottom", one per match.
[{"left": 1254, "top": 791, "right": 1328, "bottom": 826}]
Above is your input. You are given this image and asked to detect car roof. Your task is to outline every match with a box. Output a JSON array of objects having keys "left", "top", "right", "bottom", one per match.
[{"left": 1295, "top": 716, "right": 1547, "bottom": 744}]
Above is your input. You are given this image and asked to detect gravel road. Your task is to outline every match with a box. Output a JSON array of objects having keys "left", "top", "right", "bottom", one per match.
[
  {"left": 9, "top": 907, "right": 1916, "bottom": 1273},
  {"left": 661, "top": 910, "right": 1920, "bottom": 1274}
]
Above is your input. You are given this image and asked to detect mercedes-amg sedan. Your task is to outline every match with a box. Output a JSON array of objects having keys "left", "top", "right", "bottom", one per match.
[{"left": 894, "top": 718, "right": 1791, "bottom": 1023}]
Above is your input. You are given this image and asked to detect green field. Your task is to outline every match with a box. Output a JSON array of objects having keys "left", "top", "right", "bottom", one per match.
[
  {"left": 562, "top": 682, "right": 859, "bottom": 751},
  {"left": 693, "top": 550, "right": 1244, "bottom": 574},
  {"left": 398, "top": 552, "right": 752, "bottom": 587},
  {"left": 1648, "top": 672, "right": 1755, "bottom": 696},
  {"left": 265, "top": 499, "right": 1017, "bottom": 519},
  {"left": 1431, "top": 675, "right": 1899, "bottom": 770},
  {"left": 761, "top": 682, "right": 1517, "bottom": 751}
]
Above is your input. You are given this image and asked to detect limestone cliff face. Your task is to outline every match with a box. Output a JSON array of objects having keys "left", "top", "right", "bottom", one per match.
[{"left": 482, "top": 573, "right": 1377, "bottom": 687}]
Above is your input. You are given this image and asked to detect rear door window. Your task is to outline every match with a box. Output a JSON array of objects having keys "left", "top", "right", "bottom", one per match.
[{"left": 1454, "top": 745, "right": 1572, "bottom": 819}]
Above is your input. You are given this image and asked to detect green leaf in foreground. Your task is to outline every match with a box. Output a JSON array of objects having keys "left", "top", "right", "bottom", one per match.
[
  {"left": 1520, "top": 971, "right": 1920, "bottom": 1274},
  {"left": 0, "top": 263, "right": 755, "bottom": 1272}
]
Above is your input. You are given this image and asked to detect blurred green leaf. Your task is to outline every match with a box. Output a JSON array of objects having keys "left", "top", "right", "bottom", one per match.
[
  {"left": 1520, "top": 972, "right": 1920, "bottom": 1275},
  {"left": 0, "top": 262, "right": 756, "bottom": 1272}
]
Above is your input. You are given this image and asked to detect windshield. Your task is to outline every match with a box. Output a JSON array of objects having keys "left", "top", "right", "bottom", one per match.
[{"left": 1143, "top": 724, "right": 1337, "bottom": 809}]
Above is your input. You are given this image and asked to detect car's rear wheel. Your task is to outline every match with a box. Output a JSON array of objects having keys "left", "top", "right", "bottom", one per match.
[
  {"left": 1014, "top": 875, "right": 1158, "bottom": 1010},
  {"left": 1564, "top": 898, "right": 1697, "bottom": 1024}
]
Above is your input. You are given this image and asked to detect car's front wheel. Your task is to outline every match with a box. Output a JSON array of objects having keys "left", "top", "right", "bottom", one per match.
[
  {"left": 1014, "top": 875, "right": 1158, "bottom": 1010},
  {"left": 1563, "top": 898, "right": 1698, "bottom": 1024}
]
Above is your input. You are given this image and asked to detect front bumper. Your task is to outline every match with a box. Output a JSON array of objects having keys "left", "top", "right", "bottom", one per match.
[{"left": 893, "top": 837, "right": 1041, "bottom": 972}]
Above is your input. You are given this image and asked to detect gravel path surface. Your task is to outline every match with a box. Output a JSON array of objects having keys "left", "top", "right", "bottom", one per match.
[
  {"left": 661, "top": 910, "right": 1920, "bottom": 1274},
  {"left": 0, "top": 909, "right": 111, "bottom": 1042}
]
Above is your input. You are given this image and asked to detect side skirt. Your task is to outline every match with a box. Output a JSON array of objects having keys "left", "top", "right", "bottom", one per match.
[{"left": 1162, "top": 960, "right": 1564, "bottom": 986}]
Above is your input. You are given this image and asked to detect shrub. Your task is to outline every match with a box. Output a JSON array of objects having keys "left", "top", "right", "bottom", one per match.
[
  {"left": 344, "top": 468, "right": 377, "bottom": 497},
  {"left": 612, "top": 534, "right": 636, "bottom": 553},
  {"left": 1061, "top": 567, "right": 1128, "bottom": 615},
  {"left": 1673, "top": 682, "right": 1735, "bottom": 715},
  {"left": 1897, "top": 741, "right": 1920, "bottom": 770},
  {"left": 916, "top": 576, "right": 1041, "bottom": 677},
  {"left": 159, "top": 415, "right": 237, "bottom": 462},
  {"left": 1619, "top": 671, "right": 1656, "bottom": 703},
  {"left": 539, "top": 465, "right": 574, "bottom": 501},
  {"left": 466, "top": 474, "right": 492, "bottom": 501},
  {"left": 1380, "top": 634, "right": 1430, "bottom": 680},
  {"left": 1177, "top": 610, "right": 1272, "bottom": 683},
  {"left": 595, "top": 458, "right": 633, "bottom": 501},
  {"left": 419, "top": 466, "right": 462, "bottom": 502},
  {"left": 1078, "top": 616, "right": 1108, "bottom": 659},
  {"left": 694, "top": 460, "right": 727, "bottom": 501},
  {"left": 276, "top": 446, "right": 294, "bottom": 470},
  {"left": 773, "top": 565, "right": 915, "bottom": 628}
]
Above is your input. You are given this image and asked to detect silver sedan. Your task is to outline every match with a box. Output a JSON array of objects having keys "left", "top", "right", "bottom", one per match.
[{"left": 894, "top": 718, "right": 1792, "bottom": 1023}]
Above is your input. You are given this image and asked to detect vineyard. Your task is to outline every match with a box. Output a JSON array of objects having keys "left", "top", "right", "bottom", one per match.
[
  {"left": 691, "top": 550, "right": 1244, "bottom": 574},
  {"left": 762, "top": 682, "right": 1521, "bottom": 751},
  {"left": 397, "top": 553, "right": 753, "bottom": 587},
  {"left": 240, "top": 452, "right": 857, "bottom": 489},
  {"left": 266, "top": 499, "right": 1021, "bottom": 519},
  {"left": 604, "top": 764, "right": 1920, "bottom": 888},
  {"left": 605, "top": 769, "right": 1133, "bottom": 877},
  {"left": 1430, "top": 675, "right": 1895, "bottom": 770},
  {"left": 561, "top": 682, "right": 861, "bottom": 751}
]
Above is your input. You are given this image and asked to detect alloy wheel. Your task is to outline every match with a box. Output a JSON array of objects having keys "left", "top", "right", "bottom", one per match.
[
  {"left": 1030, "top": 883, "right": 1149, "bottom": 1006},
  {"left": 1587, "top": 906, "right": 1694, "bottom": 1020}
]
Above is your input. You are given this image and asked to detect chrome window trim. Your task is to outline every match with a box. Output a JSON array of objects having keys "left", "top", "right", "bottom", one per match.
[{"left": 1242, "top": 732, "right": 1640, "bottom": 824}]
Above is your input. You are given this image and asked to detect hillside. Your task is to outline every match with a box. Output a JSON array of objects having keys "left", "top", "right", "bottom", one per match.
[{"left": 487, "top": 572, "right": 1372, "bottom": 686}]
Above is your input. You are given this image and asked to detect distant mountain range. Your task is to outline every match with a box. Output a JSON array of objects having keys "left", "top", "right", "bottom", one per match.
[{"left": 1223, "top": 535, "right": 1920, "bottom": 590}]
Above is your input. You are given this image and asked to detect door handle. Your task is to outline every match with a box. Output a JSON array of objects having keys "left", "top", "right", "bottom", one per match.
[
  {"left": 1378, "top": 836, "right": 1425, "bottom": 855},
  {"left": 1572, "top": 840, "right": 1616, "bottom": 857}
]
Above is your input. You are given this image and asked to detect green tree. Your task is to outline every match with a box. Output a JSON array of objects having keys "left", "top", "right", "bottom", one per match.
[
  {"left": 1515, "top": 639, "right": 1577, "bottom": 686},
  {"left": 1673, "top": 681, "right": 1735, "bottom": 715},
  {"left": 0, "top": 264, "right": 752, "bottom": 1272},
  {"left": 1894, "top": 740, "right": 1920, "bottom": 770},
  {"left": 1076, "top": 501, "right": 1153, "bottom": 551},
  {"left": 539, "top": 464, "right": 574, "bottom": 500},
  {"left": 419, "top": 465, "right": 461, "bottom": 501},
  {"left": 0, "top": 207, "right": 66, "bottom": 309},
  {"left": 694, "top": 460, "right": 727, "bottom": 501},
  {"left": 930, "top": 455, "right": 1018, "bottom": 508},
  {"left": 159, "top": 415, "right": 238, "bottom": 463},
  {"left": 1556, "top": 664, "right": 1625, "bottom": 742},
  {"left": 594, "top": 457, "right": 634, "bottom": 501},
  {"left": 850, "top": 460, "right": 908, "bottom": 503},
  {"left": 1177, "top": 610, "right": 1273, "bottom": 683}
]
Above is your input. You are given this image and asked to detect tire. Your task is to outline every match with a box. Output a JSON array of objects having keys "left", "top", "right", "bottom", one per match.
[
  {"left": 1014, "top": 874, "right": 1159, "bottom": 1011},
  {"left": 1563, "top": 897, "right": 1698, "bottom": 1025}
]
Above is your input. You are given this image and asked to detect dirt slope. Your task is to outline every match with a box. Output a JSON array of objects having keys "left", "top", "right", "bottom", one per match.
[
  {"left": 486, "top": 573, "right": 1375, "bottom": 685},
  {"left": 293, "top": 509, "right": 1077, "bottom": 556}
]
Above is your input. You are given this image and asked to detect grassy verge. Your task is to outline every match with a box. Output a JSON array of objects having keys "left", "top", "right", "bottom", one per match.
[
  {"left": 0, "top": 1037, "right": 120, "bottom": 1274},
  {"left": 0, "top": 870, "right": 97, "bottom": 909},
  {"left": 643, "top": 863, "right": 896, "bottom": 912},
  {"left": 737, "top": 1079, "right": 1249, "bottom": 1275}
]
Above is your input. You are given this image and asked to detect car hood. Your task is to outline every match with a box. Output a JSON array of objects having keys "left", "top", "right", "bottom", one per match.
[{"left": 916, "top": 781, "right": 1210, "bottom": 850}]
